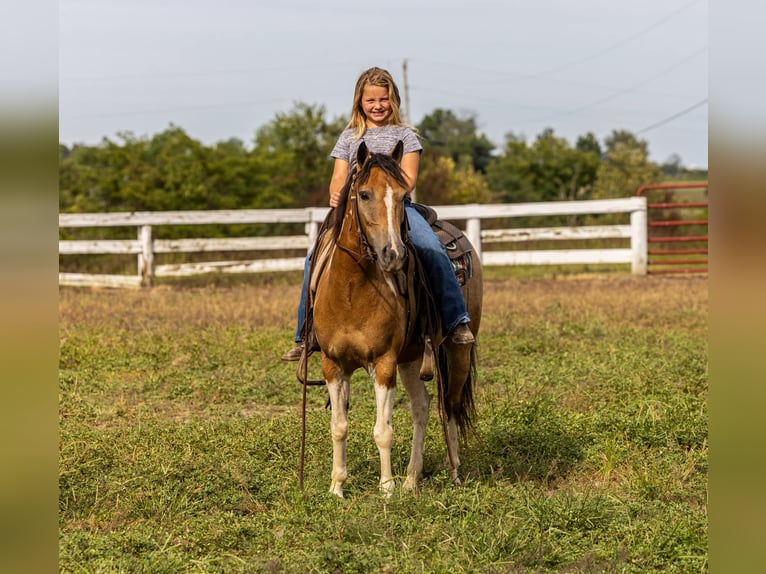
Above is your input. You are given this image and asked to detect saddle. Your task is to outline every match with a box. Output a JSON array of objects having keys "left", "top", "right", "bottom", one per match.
[{"left": 409, "top": 203, "right": 475, "bottom": 287}]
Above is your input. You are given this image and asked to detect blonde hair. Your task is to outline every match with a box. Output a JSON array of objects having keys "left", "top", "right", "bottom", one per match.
[{"left": 347, "top": 67, "right": 405, "bottom": 138}]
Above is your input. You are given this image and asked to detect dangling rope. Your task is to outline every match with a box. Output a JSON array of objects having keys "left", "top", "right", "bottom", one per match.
[
  {"left": 298, "top": 267, "right": 312, "bottom": 492},
  {"left": 299, "top": 353, "right": 308, "bottom": 492}
]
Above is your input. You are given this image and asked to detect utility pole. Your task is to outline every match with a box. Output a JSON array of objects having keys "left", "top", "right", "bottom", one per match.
[
  {"left": 402, "top": 59, "right": 411, "bottom": 126},
  {"left": 402, "top": 59, "right": 416, "bottom": 202}
]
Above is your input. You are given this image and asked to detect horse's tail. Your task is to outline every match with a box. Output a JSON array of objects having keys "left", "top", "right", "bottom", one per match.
[{"left": 436, "top": 343, "right": 478, "bottom": 441}]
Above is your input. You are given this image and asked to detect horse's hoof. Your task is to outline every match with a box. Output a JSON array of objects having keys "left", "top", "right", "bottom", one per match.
[
  {"left": 380, "top": 478, "right": 395, "bottom": 498},
  {"left": 329, "top": 483, "right": 344, "bottom": 498},
  {"left": 403, "top": 476, "right": 418, "bottom": 491}
]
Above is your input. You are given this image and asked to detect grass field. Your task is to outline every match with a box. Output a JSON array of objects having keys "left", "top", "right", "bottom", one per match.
[{"left": 59, "top": 271, "right": 708, "bottom": 573}]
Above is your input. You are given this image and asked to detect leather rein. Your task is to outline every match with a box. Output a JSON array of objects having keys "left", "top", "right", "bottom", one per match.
[{"left": 335, "top": 178, "right": 379, "bottom": 266}]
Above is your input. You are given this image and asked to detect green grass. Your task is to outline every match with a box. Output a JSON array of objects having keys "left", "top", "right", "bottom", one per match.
[{"left": 59, "top": 274, "right": 707, "bottom": 572}]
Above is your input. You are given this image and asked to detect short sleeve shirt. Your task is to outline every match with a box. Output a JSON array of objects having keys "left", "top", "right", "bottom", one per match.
[{"left": 330, "top": 125, "right": 422, "bottom": 173}]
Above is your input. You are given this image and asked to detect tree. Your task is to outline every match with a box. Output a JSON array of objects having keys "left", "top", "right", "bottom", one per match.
[
  {"left": 59, "top": 127, "right": 261, "bottom": 213},
  {"left": 417, "top": 109, "right": 495, "bottom": 173},
  {"left": 58, "top": 132, "right": 162, "bottom": 213},
  {"left": 592, "top": 130, "right": 662, "bottom": 199},
  {"left": 484, "top": 132, "right": 536, "bottom": 203},
  {"left": 417, "top": 152, "right": 491, "bottom": 205},
  {"left": 252, "top": 103, "right": 347, "bottom": 206},
  {"left": 485, "top": 129, "right": 601, "bottom": 205}
]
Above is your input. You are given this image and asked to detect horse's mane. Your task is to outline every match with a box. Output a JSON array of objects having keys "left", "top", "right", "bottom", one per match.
[{"left": 330, "top": 152, "right": 409, "bottom": 243}]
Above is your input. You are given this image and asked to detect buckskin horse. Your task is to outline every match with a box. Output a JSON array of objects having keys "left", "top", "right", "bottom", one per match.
[{"left": 303, "top": 140, "right": 483, "bottom": 497}]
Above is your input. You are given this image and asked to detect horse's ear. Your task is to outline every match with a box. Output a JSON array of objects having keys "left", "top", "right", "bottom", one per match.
[
  {"left": 391, "top": 140, "right": 404, "bottom": 164},
  {"left": 357, "top": 141, "right": 370, "bottom": 171}
]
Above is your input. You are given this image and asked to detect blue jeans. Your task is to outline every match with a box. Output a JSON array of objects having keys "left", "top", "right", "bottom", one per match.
[
  {"left": 294, "top": 202, "right": 470, "bottom": 342},
  {"left": 294, "top": 246, "right": 313, "bottom": 342}
]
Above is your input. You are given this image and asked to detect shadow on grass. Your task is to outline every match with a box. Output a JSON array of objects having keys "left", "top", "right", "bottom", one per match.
[{"left": 459, "top": 397, "right": 590, "bottom": 485}]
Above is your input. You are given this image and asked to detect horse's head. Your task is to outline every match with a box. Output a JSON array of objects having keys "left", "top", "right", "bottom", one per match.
[{"left": 348, "top": 140, "right": 409, "bottom": 273}]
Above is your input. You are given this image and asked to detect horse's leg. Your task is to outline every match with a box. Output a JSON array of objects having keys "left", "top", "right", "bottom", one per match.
[
  {"left": 372, "top": 358, "right": 398, "bottom": 496},
  {"left": 399, "top": 360, "right": 430, "bottom": 490},
  {"left": 445, "top": 419, "right": 462, "bottom": 486},
  {"left": 324, "top": 360, "right": 350, "bottom": 498},
  {"left": 442, "top": 341, "right": 474, "bottom": 486}
]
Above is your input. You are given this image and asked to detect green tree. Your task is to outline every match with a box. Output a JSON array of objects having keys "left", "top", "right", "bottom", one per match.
[
  {"left": 59, "top": 131, "right": 162, "bottom": 212},
  {"left": 416, "top": 153, "right": 491, "bottom": 205},
  {"left": 484, "top": 132, "right": 536, "bottom": 203},
  {"left": 252, "top": 103, "right": 347, "bottom": 206},
  {"left": 60, "top": 127, "right": 222, "bottom": 212},
  {"left": 485, "top": 128, "right": 600, "bottom": 205},
  {"left": 592, "top": 130, "right": 662, "bottom": 199},
  {"left": 417, "top": 109, "right": 495, "bottom": 173},
  {"left": 660, "top": 153, "right": 683, "bottom": 178}
]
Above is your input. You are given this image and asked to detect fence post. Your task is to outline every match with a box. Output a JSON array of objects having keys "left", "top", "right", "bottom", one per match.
[
  {"left": 630, "top": 198, "right": 647, "bottom": 275},
  {"left": 138, "top": 225, "right": 154, "bottom": 287},
  {"left": 465, "top": 216, "right": 482, "bottom": 260},
  {"left": 306, "top": 208, "right": 321, "bottom": 251}
]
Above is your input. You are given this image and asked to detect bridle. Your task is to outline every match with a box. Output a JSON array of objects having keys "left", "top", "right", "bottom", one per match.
[
  {"left": 335, "top": 170, "right": 409, "bottom": 268},
  {"left": 335, "top": 189, "right": 377, "bottom": 265}
]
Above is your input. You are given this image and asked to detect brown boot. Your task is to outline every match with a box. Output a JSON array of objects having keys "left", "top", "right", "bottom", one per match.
[
  {"left": 281, "top": 342, "right": 304, "bottom": 362},
  {"left": 450, "top": 323, "right": 475, "bottom": 345}
]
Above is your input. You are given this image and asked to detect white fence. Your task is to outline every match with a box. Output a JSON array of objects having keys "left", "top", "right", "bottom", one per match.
[{"left": 59, "top": 197, "right": 648, "bottom": 288}]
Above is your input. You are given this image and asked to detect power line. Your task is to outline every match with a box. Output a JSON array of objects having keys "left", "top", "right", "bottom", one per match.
[
  {"left": 437, "top": 0, "right": 705, "bottom": 86},
  {"left": 536, "top": 0, "right": 704, "bottom": 78},
  {"left": 636, "top": 98, "right": 708, "bottom": 134},
  {"left": 515, "top": 45, "right": 708, "bottom": 125}
]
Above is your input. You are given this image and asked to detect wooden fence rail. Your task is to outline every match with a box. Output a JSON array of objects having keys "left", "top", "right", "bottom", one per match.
[{"left": 59, "top": 198, "right": 648, "bottom": 288}]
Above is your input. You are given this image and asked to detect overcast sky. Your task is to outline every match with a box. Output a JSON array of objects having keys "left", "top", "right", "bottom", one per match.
[{"left": 59, "top": 0, "right": 709, "bottom": 167}]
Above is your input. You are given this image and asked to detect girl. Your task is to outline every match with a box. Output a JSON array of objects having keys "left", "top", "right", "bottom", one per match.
[{"left": 282, "top": 66, "right": 474, "bottom": 361}]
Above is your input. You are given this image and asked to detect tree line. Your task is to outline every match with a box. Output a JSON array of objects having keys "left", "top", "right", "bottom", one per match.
[{"left": 59, "top": 103, "right": 707, "bottom": 214}]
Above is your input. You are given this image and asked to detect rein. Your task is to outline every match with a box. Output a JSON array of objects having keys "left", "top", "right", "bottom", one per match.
[{"left": 335, "top": 190, "right": 377, "bottom": 265}]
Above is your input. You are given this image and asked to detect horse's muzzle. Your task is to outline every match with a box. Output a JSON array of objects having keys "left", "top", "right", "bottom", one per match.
[{"left": 379, "top": 241, "right": 407, "bottom": 273}]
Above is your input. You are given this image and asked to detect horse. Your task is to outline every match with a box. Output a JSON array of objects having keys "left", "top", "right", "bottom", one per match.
[{"left": 308, "top": 140, "right": 483, "bottom": 498}]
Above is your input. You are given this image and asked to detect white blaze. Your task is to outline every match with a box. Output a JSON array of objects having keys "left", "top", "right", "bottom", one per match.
[{"left": 384, "top": 185, "right": 400, "bottom": 257}]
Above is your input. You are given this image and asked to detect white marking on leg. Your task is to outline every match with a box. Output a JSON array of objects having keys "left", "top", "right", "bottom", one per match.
[
  {"left": 373, "top": 373, "right": 396, "bottom": 496},
  {"left": 327, "top": 376, "right": 349, "bottom": 497}
]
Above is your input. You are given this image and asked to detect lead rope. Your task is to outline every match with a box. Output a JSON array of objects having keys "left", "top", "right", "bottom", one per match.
[
  {"left": 299, "top": 355, "right": 308, "bottom": 492},
  {"left": 298, "top": 225, "right": 319, "bottom": 493},
  {"left": 299, "top": 284, "right": 310, "bottom": 492}
]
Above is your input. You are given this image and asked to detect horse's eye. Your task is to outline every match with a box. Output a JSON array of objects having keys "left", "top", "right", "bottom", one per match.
[{"left": 359, "top": 191, "right": 371, "bottom": 201}]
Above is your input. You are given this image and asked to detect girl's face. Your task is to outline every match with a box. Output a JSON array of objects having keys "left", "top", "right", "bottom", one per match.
[{"left": 361, "top": 85, "right": 392, "bottom": 127}]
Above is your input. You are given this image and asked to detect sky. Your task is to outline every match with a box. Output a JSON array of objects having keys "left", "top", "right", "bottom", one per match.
[{"left": 59, "top": 0, "right": 709, "bottom": 168}]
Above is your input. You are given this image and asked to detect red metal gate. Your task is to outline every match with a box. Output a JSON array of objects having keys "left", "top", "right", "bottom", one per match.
[{"left": 636, "top": 182, "right": 708, "bottom": 275}]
